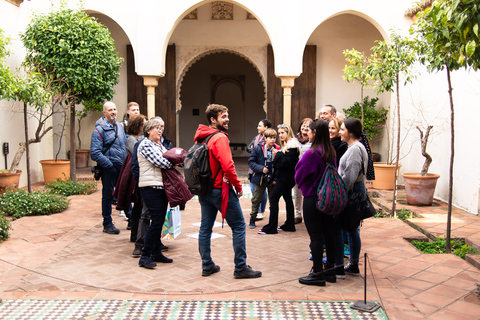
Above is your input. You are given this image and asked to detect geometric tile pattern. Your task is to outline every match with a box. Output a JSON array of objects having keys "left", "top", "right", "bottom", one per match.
[{"left": 0, "top": 299, "right": 388, "bottom": 320}]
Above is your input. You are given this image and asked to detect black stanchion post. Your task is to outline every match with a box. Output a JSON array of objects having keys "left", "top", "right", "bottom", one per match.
[{"left": 351, "top": 253, "right": 380, "bottom": 313}]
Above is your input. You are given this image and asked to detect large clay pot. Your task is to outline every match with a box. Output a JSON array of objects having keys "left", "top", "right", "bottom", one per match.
[
  {"left": 75, "top": 150, "right": 90, "bottom": 169},
  {"left": 39, "top": 159, "right": 70, "bottom": 183},
  {"left": 0, "top": 170, "right": 22, "bottom": 194},
  {"left": 402, "top": 172, "right": 440, "bottom": 206},
  {"left": 372, "top": 162, "right": 402, "bottom": 190}
]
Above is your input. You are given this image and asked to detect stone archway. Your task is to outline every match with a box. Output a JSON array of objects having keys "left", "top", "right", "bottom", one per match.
[
  {"left": 176, "top": 46, "right": 267, "bottom": 113},
  {"left": 177, "top": 49, "right": 266, "bottom": 150}
]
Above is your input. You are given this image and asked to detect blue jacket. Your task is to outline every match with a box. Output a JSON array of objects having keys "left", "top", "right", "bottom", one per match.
[
  {"left": 248, "top": 141, "right": 280, "bottom": 185},
  {"left": 90, "top": 117, "right": 127, "bottom": 170}
]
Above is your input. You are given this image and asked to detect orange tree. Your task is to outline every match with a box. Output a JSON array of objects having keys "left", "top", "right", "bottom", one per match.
[
  {"left": 21, "top": 5, "right": 122, "bottom": 181},
  {"left": 412, "top": 0, "right": 480, "bottom": 252}
]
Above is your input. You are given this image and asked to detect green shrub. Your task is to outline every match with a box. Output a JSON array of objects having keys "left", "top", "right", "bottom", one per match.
[
  {"left": 411, "top": 237, "right": 480, "bottom": 259},
  {"left": 45, "top": 178, "right": 97, "bottom": 196},
  {"left": 0, "top": 189, "right": 70, "bottom": 220},
  {"left": 397, "top": 208, "right": 413, "bottom": 221},
  {"left": 0, "top": 211, "right": 12, "bottom": 241},
  {"left": 343, "top": 96, "right": 388, "bottom": 140}
]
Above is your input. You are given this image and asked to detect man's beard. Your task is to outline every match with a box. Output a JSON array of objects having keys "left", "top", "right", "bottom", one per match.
[{"left": 216, "top": 122, "right": 228, "bottom": 132}]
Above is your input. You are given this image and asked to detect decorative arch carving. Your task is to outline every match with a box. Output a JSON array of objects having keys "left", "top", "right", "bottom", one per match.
[{"left": 176, "top": 46, "right": 267, "bottom": 113}]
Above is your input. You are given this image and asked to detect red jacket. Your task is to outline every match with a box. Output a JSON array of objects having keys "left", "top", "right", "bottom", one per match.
[{"left": 193, "top": 124, "right": 242, "bottom": 193}]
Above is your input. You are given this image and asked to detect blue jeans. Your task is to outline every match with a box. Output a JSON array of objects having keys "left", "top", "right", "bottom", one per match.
[
  {"left": 140, "top": 187, "right": 168, "bottom": 257},
  {"left": 198, "top": 188, "right": 247, "bottom": 271},
  {"left": 345, "top": 184, "right": 365, "bottom": 265},
  {"left": 249, "top": 181, "right": 267, "bottom": 213},
  {"left": 101, "top": 165, "right": 119, "bottom": 226}
]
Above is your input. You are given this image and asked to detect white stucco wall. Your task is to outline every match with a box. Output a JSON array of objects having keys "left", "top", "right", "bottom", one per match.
[{"left": 1, "top": 0, "right": 479, "bottom": 214}]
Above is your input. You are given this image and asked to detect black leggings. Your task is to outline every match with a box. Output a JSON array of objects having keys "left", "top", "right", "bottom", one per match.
[
  {"left": 303, "top": 196, "right": 335, "bottom": 272},
  {"left": 261, "top": 180, "right": 295, "bottom": 233}
]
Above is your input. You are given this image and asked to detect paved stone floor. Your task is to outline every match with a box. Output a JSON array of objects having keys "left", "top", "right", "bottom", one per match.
[{"left": 0, "top": 162, "right": 479, "bottom": 319}]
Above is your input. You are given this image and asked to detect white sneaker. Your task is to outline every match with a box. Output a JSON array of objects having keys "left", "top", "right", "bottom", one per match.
[
  {"left": 257, "top": 213, "right": 264, "bottom": 219},
  {"left": 119, "top": 210, "right": 126, "bottom": 217}
]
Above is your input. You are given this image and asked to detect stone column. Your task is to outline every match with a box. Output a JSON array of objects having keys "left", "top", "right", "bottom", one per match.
[
  {"left": 280, "top": 76, "right": 297, "bottom": 126},
  {"left": 142, "top": 76, "right": 160, "bottom": 119}
]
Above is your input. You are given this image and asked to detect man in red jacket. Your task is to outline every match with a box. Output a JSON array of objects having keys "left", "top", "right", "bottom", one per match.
[{"left": 194, "top": 104, "right": 262, "bottom": 279}]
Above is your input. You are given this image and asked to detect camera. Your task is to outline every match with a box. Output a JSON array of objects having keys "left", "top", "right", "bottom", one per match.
[
  {"left": 263, "top": 173, "right": 273, "bottom": 184},
  {"left": 91, "top": 166, "right": 102, "bottom": 180}
]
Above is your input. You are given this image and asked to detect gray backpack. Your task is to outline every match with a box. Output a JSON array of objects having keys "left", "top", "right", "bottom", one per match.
[{"left": 184, "top": 132, "right": 221, "bottom": 196}]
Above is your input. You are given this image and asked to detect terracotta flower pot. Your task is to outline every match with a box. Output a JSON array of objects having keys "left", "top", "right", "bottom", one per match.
[
  {"left": 39, "top": 159, "right": 70, "bottom": 183},
  {"left": 75, "top": 150, "right": 90, "bottom": 169},
  {"left": 372, "top": 162, "right": 402, "bottom": 190},
  {"left": 402, "top": 172, "right": 440, "bottom": 206},
  {"left": 0, "top": 170, "right": 22, "bottom": 194}
]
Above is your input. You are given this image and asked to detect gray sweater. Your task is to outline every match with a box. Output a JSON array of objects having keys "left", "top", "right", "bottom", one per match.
[{"left": 338, "top": 141, "right": 368, "bottom": 191}]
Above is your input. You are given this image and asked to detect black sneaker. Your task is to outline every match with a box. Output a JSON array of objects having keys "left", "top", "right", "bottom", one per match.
[
  {"left": 249, "top": 219, "right": 256, "bottom": 229},
  {"left": 299, "top": 270, "right": 326, "bottom": 286},
  {"left": 345, "top": 263, "right": 360, "bottom": 276},
  {"left": 132, "top": 245, "right": 142, "bottom": 258},
  {"left": 202, "top": 263, "right": 221, "bottom": 277},
  {"left": 139, "top": 256, "right": 156, "bottom": 269},
  {"left": 103, "top": 223, "right": 120, "bottom": 234},
  {"left": 160, "top": 244, "right": 169, "bottom": 252},
  {"left": 335, "top": 266, "right": 346, "bottom": 279},
  {"left": 233, "top": 265, "right": 262, "bottom": 279}
]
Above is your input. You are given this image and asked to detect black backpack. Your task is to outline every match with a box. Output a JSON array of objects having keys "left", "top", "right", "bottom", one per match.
[{"left": 184, "top": 131, "right": 222, "bottom": 196}]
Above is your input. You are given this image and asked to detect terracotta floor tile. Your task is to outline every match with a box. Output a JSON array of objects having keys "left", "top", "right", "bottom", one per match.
[
  {"left": 57, "top": 291, "right": 98, "bottom": 299},
  {"left": 383, "top": 265, "right": 421, "bottom": 278},
  {"left": 411, "top": 270, "right": 451, "bottom": 284},
  {"left": 24, "top": 291, "right": 62, "bottom": 299},
  {"left": 446, "top": 299, "right": 480, "bottom": 317},
  {"left": 428, "top": 308, "right": 478, "bottom": 320},
  {"left": 271, "top": 291, "right": 307, "bottom": 300},
  {"left": 236, "top": 291, "right": 272, "bottom": 300},
  {"left": 384, "top": 310, "right": 426, "bottom": 320},
  {"left": 306, "top": 292, "right": 343, "bottom": 300},
  {"left": 425, "top": 284, "right": 470, "bottom": 299},
  {"left": 411, "top": 300, "right": 440, "bottom": 316},
  {"left": 425, "top": 264, "right": 463, "bottom": 277},
  {"left": 410, "top": 291, "right": 456, "bottom": 308},
  {"left": 396, "top": 278, "right": 436, "bottom": 291}
]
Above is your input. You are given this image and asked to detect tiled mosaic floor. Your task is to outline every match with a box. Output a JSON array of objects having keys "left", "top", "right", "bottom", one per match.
[{"left": 0, "top": 299, "right": 388, "bottom": 319}]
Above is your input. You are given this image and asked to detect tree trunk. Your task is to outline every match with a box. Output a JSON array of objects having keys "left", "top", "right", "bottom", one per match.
[
  {"left": 23, "top": 102, "right": 31, "bottom": 193},
  {"left": 417, "top": 125, "right": 433, "bottom": 176},
  {"left": 446, "top": 66, "right": 454, "bottom": 254},
  {"left": 392, "top": 74, "right": 400, "bottom": 217},
  {"left": 77, "top": 118, "right": 82, "bottom": 151},
  {"left": 69, "top": 102, "right": 76, "bottom": 182},
  {"left": 360, "top": 83, "right": 364, "bottom": 126}
]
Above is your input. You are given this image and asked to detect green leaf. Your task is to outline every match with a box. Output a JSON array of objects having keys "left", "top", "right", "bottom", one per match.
[{"left": 465, "top": 40, "right": 476, "bottom": 56}]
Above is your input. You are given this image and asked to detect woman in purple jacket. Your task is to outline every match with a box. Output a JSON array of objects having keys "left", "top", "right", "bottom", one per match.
[{"left": 294, "top": 119, "right": 336, "bottom": 286}]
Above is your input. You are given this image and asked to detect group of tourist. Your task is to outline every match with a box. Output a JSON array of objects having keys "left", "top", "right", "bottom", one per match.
[
  {"left": 246, "top": 104, "right": 371, "bottom": 286},
  {"left": 90, "top": 101, "right": 372, "bottom": 285}
]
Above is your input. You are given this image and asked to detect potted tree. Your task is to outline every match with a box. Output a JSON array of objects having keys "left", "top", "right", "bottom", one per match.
[
  {"left": 21, "top": 4, "right": 122, "bottom": 181},
  {"left": 368, "top": 30, "right": 417, "bottom": 215},
  {"left": 411, "top": 0, "right": 480, "bottom": 252},
  {"left": 402, "top": 124, "right": 440, "bottom": 205},
  {"left": 0, "top": 28, "right": 69, "bottom": 190}
]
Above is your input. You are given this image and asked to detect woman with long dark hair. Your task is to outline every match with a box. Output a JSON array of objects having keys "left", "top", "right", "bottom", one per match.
[
  {"left": 295, "top": 119, "right": 337, "bottom": 286},
  {"left": 293, "top": 118, "right": 313, "bottom": 224},
  {"left": 338, "top": 118, "right": 368, "bottom": 276}
]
